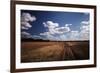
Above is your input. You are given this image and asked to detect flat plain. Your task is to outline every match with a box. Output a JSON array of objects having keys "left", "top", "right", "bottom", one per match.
[{"left": 21, "top": 41, "right": 89, "bottom": 63}]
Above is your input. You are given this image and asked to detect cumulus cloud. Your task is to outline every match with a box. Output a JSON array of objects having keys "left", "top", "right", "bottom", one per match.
[
  {"left": 40, "top": 32, "right": 49, "bottom": 36},
  {"left": 55, "top": 26, "right": 70, "bottom": 34},
  {"left": 81, "top": 21, "right": 89, "bottom": 25},
  {"left": 40, "top": 32, "right": 55, "bottom": 40},
  {"left": 21, "top": 13, "right": 36, "bottom": 30},
  {"left": 21, "top": 13, "right": 37, "bottom": 39},
  {"left": 32, "top": 35, "right": 42, "bottom": 39},
  {"left": 67, "top": 20, "right": 90, "bottom": 40},
  {"left": 67, "top": 20, "right": 89, "bottom": 40},
  {"left": 40, "top": 20, "right": 90, "bottom": 41},
  {"left": 40, "top": 21, "right": 72, "bottom": 40},
  {"left": 21, "top": 31, "right": 42, "bottom": 39},
  {"left": 21, "top": 13, "right": 36, "bottom": 22},
  {"left": 42, "top": 21, "right": 71, "bottom": 35},
  {"left": 43, "top": 21, "right": 59, "bottom": 34},
  {"left": 21, "top": 22, "right": 32, "bottom": 30},
  {"left": 69, "top": 31, "right": 79, "bottom": 40},
  {"left": 43, "top": 21, "right": 59, "bottom": 28},
  {"left": 21, "top": 31, "right": 32, "bottom": 38},
  {"left": 80, "top": 21, "right": 90, "bottom": 40},
  {"left": 65, "top": 24, "right": 72, "bottom": 27}
]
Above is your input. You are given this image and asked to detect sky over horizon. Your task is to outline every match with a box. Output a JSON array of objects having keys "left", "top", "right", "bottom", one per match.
[{"left": 21, "top": 10, "right": 90, "bottom": 41}]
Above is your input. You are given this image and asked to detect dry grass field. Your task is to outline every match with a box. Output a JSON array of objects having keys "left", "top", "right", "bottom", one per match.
[{"left": 21, "top": 41, "right": 89, "bottom": 63}]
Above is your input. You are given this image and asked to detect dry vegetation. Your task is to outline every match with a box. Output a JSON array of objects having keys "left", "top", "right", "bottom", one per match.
[{"left": 21, "top": 41, "right": 89, "bottom": 63}]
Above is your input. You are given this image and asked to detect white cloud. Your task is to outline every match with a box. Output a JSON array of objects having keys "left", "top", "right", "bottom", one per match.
[
  {"left": 32, "top": 35, "right": 42, "bottom": 39},
  {"left": 21, "top": 26, "right": 29, "bottom": 30},
  {"left": 43, "top": 21, "right": 60, "bottom": 34},
  {"left": 80, "top": 25, "right": 89, "bottom": 32},
  {"left": 21, "top": 13, "right": 36, "bottom": 30},
  {"left": 40, "top": 32, "right": 57, "bottom": 40},
  {"left": 21, "top": 21, "right": 32, "bottom": 30},
  {"left": 40, "top": 21, "right": 72, "bottom": 40},
  {"left": 80, "top": 32, "right": 89, "bottom": 40},
  {"left": 40, "top": 32, "right": 49, "bottom": 36},
  {"left": 69, "top": 31, "right": 79, "bottom": 40},
  {"left": 55, "top": 26, "right": 70, "bottom": 34},
  {"left": 21, "top": 13, "right": 36, "bottom": 22},
  {"left": 40, "top": 32, "right": 55, "bottom": 40},
  {"left": 58, "top": 34, "right": 68, "bottom": 41},
  {"left": 40, "top": 20, "right": 90, "bottom": 41},
  {"left": 21, "top": 32, "right": 42, "bottom": 39},
  {"left": 65, "top": 24, "right": 72, "bottom": 27},
  {"left": 42, "top": 21, "right": 71, "bottom": 35},
  {"left": 43, "top": 21, "right": 59, "bottom": 28},
  {"left": 81, "top": 21, "right": 89, "bottom": 25},
  {"left": 80, "top": 21, "right": 90, "bottom": 40},
  {"left": 68, "top": 20, "right": 90, "bottom": 40},
  {"left": 21, "top": 31, "right": 32, "bottom": 38},
  {"left": 21, "top": 13, "right": 37, "bottom": 39}
]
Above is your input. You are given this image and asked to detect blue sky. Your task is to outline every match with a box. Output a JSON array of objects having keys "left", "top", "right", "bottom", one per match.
[{"left": 21, "top": 10, "right": 90, "bottom": 41}]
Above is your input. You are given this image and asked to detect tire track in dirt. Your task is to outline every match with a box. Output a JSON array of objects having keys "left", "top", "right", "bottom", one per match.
[{"left": 61, "top": 42, "right": 75, "bottom": 60}]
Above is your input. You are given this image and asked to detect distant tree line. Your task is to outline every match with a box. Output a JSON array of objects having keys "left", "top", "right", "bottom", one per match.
[
  {"left": 21, "top": 38, "right": 50, "bottom": 42},
  {"left": 21, "top": 38, "right": 89, "bottom": 42}
]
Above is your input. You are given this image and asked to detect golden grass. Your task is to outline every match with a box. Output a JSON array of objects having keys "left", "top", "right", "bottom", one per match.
[{"left": 21, "top": 41, "right": 89, "bottom": 62}]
